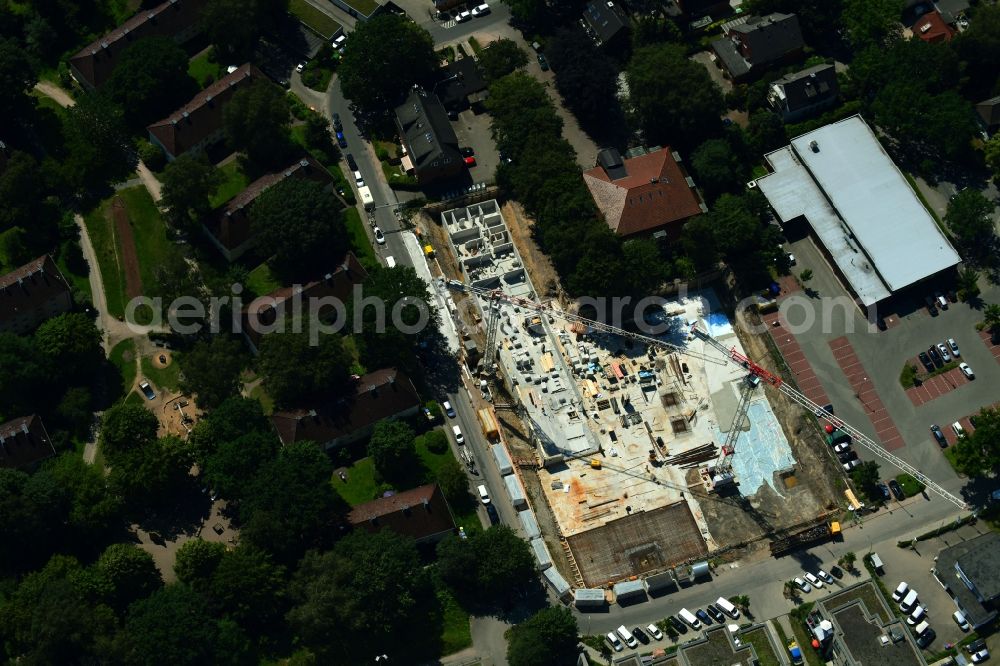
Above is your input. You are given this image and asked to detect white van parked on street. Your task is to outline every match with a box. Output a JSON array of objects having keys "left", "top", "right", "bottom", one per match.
[
  {"left": 678, "top": 608, "right": 701, "bottom": 629},
  {"left": 477, "top": 484, "right": 490, "bottom": 504},
  {"left": 900, "top": 589, "right": 919, "bottom": 613},
  {"left": 616, "top": 626, "right": 637, "bottom": 648},
  {"left": 716, "top": 597, "right": 740, "bottom": 619},
  {"left": 452, "top": 425, "right": 464, "bottom": 444}
]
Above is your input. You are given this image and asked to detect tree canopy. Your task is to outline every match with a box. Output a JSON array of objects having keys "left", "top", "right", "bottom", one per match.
[
  {"left": 104, "top": 36, "right": 197, "bottom": 128},
  {"left": 95, "top": 543, "right": 163, "bottom": 613},
  {"left": 367, "top": 420, "right": 417, "bottom": 483},
  {"left": 98, "top": 403, "right": 160, "bottom": 460},
  {"left": 61, "top": 93, "right": 137, "bottom": 194},
  {"left": 948, "top": 407, "right": 1000, "bottom": 478},
  {"left": 476, "top": 38, "right": 529, "bottom": 82},
  {"left": 841, "top": 0, "right": 903, "bottom": 51},
  {"left": 0, "top": 37, "right": 38, "bottom": 127},
  {"left": 945, "top": 189, "right": 998, "bottom": 269},
  {"left": 160, "top": 153, "right": 224, "bottom": 232},
  {"left": 506, "top": 606, "right": 579, "bottom": 666},
  {"left": 178, "top": 335, "right": 247, "bottom": 409},
  {"left": 256, "top": 328, "right": 354, "bottom": 407},
  {"left": 174, "top": 538, "right": 227, "bottom": 587},
  {"left": 338, "top": 14, "right": 438, "bottom": 112},
  {"left": 546, "top": 27, "right": 624, "bottom": 144},
  {"left": 223, "top": 80, "right": 293, "bottom": 170},
  {"left": 201, "top": 0, "right": 288, "bottom": 62},
  {"left": 691, "top": 138, "right": 748, "bottom": 202},
  {"left": 436, "top": 525, "right": 535, "bottom": 608}
]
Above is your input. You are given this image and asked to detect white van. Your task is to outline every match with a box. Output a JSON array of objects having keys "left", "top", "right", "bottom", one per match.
[
  {"left": 477, "top": 484, "right": 490, "bottom": 504},
  {"left": 606, "top": 632, "right": 623, "bottom": 652},
  {"left": 913, "top": 619, "right": 930, "bottom": 637},
  {"left": 892, "top": 581, "right": 909, "bottom": 602},
  {"left": 385, "top": 255, "right": 396, "bottom": 268},
  {"left": 452, "top": 425, "right": 464, "bottom": 444},
  {"left": 869, "top": 552, "right": 884, "bottom": 574},
  {"left": 678, "top": 608, "right": 702, "bottom": 629},
  {"left": 952, "top": 421, "right": 965, "bottom": 437},
  {"left": 716, "top": 597, "right": 740, "bottom": 619},
  {"left": 907, "top": 605, "right": 926, "bottom": 626},
  {"left": 616, "top": 625, "right": 637, "bottom": 648},
  {"left": 900, "top": 589, "right": 919, "bottom": 613}
]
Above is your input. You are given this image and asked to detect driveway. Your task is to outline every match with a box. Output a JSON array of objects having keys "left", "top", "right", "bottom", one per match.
[{"left": 452, "top": 107, "right": 499, "bottom": 184}]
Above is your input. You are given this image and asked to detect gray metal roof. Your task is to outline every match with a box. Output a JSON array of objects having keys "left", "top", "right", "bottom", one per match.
[{"left": 758, "top": 115, "right": 960, "bottom": 305}]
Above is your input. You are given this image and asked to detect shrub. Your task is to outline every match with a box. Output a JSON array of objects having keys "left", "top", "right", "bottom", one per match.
[{"left": 137, "top": 139, "right": 167, "bottom": 171}]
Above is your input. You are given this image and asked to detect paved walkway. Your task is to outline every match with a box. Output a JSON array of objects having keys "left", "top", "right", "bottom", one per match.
[
  {"left": 906, "top": 366, "right": 966, "bottom": 406},
  {"left": 828, "top": 336, "right": 904, "bottom": 451},
  {"left": 34, "top": 80, "right": 75, "bottom": 107},
  {"left": 761, "top": 310, "right": 831, "bottom": 407}
]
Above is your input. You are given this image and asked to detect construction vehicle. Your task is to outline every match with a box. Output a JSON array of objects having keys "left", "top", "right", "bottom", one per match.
[
  {"left": 770, "top": 521, "right": 840, "bottom": 556},
  {"left": 460, "top": 284, "right": 966, "bottom": 510},
  {"left": 478, "top": 407, "right": 500, "bottom": 440}
]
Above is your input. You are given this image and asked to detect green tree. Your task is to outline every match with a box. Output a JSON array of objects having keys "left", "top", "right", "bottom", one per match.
[
  {"left": 945, "top": 189, "right": 997, "bottom": 267},
  {"left": 0, "top": 151, "right": 49, "bottom": 234},
  {"left": 434, "top": 454, "right": 470, "bottom": 506},
  {"left": 621, "top": 238, "right": 669, "bottom": 296},
  {"left": 367, "top": 420, "right": 417, "bottom": 483},
  {"left": 985, "top": 135, "right": 1000, "bottom": 182},
  {"left": 476, "top": 38, "right": 529, "bottom": 82},
  {"left": 957, "top": 268, "right": 981, "bottom": 302},
  {"left": 0, "top": 37, "right": 38, "bottom": 126},
  {"left": 189, "top": 396, "right": 270, "bottom": 462},
  {"left": 95, "top": 543, "right": 163, "bottom": 612},
  {"left": 98, "top": 403, "right": 159, "bottom": 460},
  {"left": 61, "top": 93, "right": 137, "bottom": 194},
  {"left": 800, "top": 269, "right": 814, "bottom": 282},
  {"left": 338, "top": 14, "right": 438, "bottom": 113},
  {"left": 250, "top": 178, "right": 347, "bottom": 282},
  {"left": 44, "top": 453, "right": 123, "bottom": 542},
  {"left": 302, "top": 113, "right": 336, "bottom": 158},
  {"left": 160, "top": 152, "right": 224, "bottom": 232},
  {"left": 103, "top": 36, "right": 197, "bottom": 128},
  {"left": 839, "top": 551, "right": 857, "bottom": 570},
  {"left": 984, "top": 304, "right": 1000, "bottom": 333},
  {"left": 257, "top": 328, "right": 353, "bottom": 407},
  {"left": 632, "top": 15, "right": 683, "bottom": 49},
  {"left": 507, "top": 606, "right": 579, "bottom": 666},
  {"left": 223, "top": 79, "right": 293, "bottom": 169},
  {"left": 204, "top": 431, "right": 280, "bottom": 500},
  {"left": 849, "top": 460, "right": 881, "bottom": 504},
  {"left": 842, "top": 0, "right": 903, "bottom": 51},
  {"left": 178, "top": 335, "right": 246, "bottom": 409},
  {"left": 505, "top": 0, "right": 548, "bottom": 31},
  {"left": 948, "top": 407, "right": 1000, "bottom": 477},
  {"left": 287, "top": 530, "right": 428, "bottom": 660},
  {"left": 55, "top": 386, "right": 94, "bottom": 438},
  {"left": 546, "top": 28, "right": 623, "bottom": 140},
  {"left": 953, "top": 4, "right": 1000, "bottom": 101},
  {"left": 0, "top": 332, "right": 48, "bottom": 418},
  {"left": 745, "top": 110, "right": 786, "bottom": 156},
  {"left": 437, "top": 525, "right": 535, "bottom": 607},
  {"left": 208, "top": 545, "right": 286, "bottom": 631},
  {"left": 691, "top": 138, "right": 747, "bottom": 201},
  {"left": 200, "top": 0, "right": 288, "bottom": 62},
  {"left": 33, "top": 312, "right": 102, "bottom": 382},
  {"left": 626, "top": 44, "right": 724, "bottom": 150},
  {"left": 174, "top": 538, "right": 227, "bottom": 587},
  {"left": 107, "top": 435, "right": 193, "bottom": 508}
]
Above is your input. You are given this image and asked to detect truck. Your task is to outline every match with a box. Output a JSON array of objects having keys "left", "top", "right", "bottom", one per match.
[
  {"left": 357, "top": 184, "right": 374, "bottom": 210},
  {"left": 770, "top": 521, "right": 839, "bottom": 556},
  {"left": 478, "top": 408, "right": 499, "bottom": 440}
]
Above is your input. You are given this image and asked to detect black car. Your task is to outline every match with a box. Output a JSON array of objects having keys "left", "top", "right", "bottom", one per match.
[
  {"left": 537, "top": 53, "right": 549, "bottom": 71},
  {"left": 668, "top": 616, "right": 687, "bottom": 633},
  {"left": 928, "top": 346, "right": 943, "bottom": 367},
  {"left": 916, "top": 627, "right": 936, "bottom": 649},
  {"left": 633, "top": 626, "right": 650, "bottom": 645},
  {"left": 706, "top": 604, "right": 726, "bottom": 623},
  {"left": 332, "top": 112, "right": 342, "bottom": 130},
  {"left": 460, "top": 146, "right": 475, "bottom": 157},
  {"left": 918, "top": 351, "right": 934, "bottom": 372},
  {"left": 925, "top": 296, "right": 938, "bottom": 316},
  {"left": 695, "top": 609, "right": 711, "bottom": 625},
  {"left": 345, "top": 153, "right": 357, "bottom": 171},
  {"left": 888, "top": 479, "right": 905, "bottom": 500},
  {"left": 877, "top": 483, "right": 891, "bottom": 500},
  {"left": 967, "top": 640, "right": 987, "bottom": 654},
  {"left": 485, "top": 503, "right": 500, "bottom": 524},
  {"left": 930, "top": 425, "right": 947, "bottom": 448},
  {"left": 838, "top": 450, "right": 858, "bottom": 463},
  {"left": 970, "top": 415, "right": 979, "bottom": 428}
]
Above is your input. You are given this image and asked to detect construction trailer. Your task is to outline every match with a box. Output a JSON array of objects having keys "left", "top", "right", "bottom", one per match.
[
  {"left": 479, "top": 408, "right": 500, "bottom": 440},
  {"left": 574, "top": 588, "right": 608, "bottom": 609},
  {"left": 503, "top": 473, "right": 527, "bottom": 508},
  {"left": 543, "top": 566, "right": 571, "bottom": 599},
  {"left": 491, "top": 443, "right": 513, "bottom": 475},
  {"left": 530, "top": 536, "right": 553, "bottom": 571},
  {"left": 644, "top": 570, "right": 679, "bottom": 596},
  {"left": 518, "top": 508, "right": 541, "bottom": 539},
  {"left": 613, "top": 579, "right": 647, "bottom": 605}
]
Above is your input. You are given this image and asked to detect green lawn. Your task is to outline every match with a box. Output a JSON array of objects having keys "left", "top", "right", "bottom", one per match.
[
  {"left": 55, "top": 245, "right": 92, "bottom": 300},
  {"left": 741, "top": 628, "right": 780, "bottom": 666},
  {"left": 827, "top": 585, "right": 890, "bottom": 622},
  {"left": 896, "top": 473, "right": 926, "bottom": 497},
  {"left": 140, "top": 352, "right": 182, "bottom": 393},
  {"left": 249, "top": 383, "right": 275, "bottom": 415},
  {"left": 124, "top": 390, "right": 145, "bottom": 407},
  {"left": 339, "top": 0, "right": 378, "bottom": 17},
  {"left": 109, "top": 339, "right": 138, "bottom": 400},
  {"left": 116, "top": 186, "right": 182, "bottom": 302},
  {"left": 436, "top": 582, "right": 472, "bottom": 655},
  {"left": 289, "top": 0, "right": 343, "bottom": 38},
  {"left": 344, "top": 208, "right": 378, "bottom": 271},
  {"left": 210, "top": 161, "right": 250, "bottom": 209},
  {"left": 82, "top": 197, "right": 129, "bottom": 318},
  {"left": 246, "top": 262, "right": 282, "bottom": 297},
  {"left": 331, "top": 457, "right": 378, "bottom": 505},
  {"left": 188, "top": 49, "right": 224, "bottom": 89}
]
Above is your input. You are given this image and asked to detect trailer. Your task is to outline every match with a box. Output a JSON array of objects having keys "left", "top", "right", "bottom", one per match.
[
  {"left": 357, "top": 185, "right": 374, "bottom": 210},
  {"left": 517, "top": 508, "right": 541, "bottom": 539},
  {"left": 503, "top": 473, "right": 527, "bottom": 508},
  {"left": 613, "top": 579, "right": 647, "bottom": 605},
  {"left": 573, "top": 588, "right": 607, "bottom": 609},
  {"left": 542, "top": 566, "right": 571, "bottom": 599},
  {"left": 492, "top": 443, "right": 513, "bottom": 475},
  {"left": 644, "top": 570, "right": 678, "bottom": 595},
  {"left": 478, "top": 408, "right": 500, "bottom": 440},
  {"left": 530, "top": 537, "right": 553, "bottom": 571},
  {"left": 770, "top": 521, "right": 836, "bottom": 556}
]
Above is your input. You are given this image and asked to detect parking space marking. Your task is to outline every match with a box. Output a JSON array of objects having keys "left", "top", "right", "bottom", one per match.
[
  {"left": 905, "top": 366, "right": 967, "bottom": 406},
  {"left": 978, "top": 329, "right": 1000, "bottom": 362},
  {"left": 829, "top": 336, "right": 905, "bottom": 451},
  {"left": 761, "top": 311, "right": 831, "bottom": 407}
]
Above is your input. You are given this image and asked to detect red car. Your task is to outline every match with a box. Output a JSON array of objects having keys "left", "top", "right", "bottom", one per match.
[{"left": 464, "top": 155, "right": 476, "bottom": 167}]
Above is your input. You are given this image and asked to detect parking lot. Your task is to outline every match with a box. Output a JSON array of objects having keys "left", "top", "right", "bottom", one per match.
[{"left": 452, "top": 107, "right": 499, "bottom": 185}]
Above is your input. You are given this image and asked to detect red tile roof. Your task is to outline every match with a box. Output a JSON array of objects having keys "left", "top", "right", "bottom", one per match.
[
  {"left": 0, "top": 255, "right": 72, "bottom": 334},
  {"left": 147, "top": 63, "right": 262, "bottom": 158},
  {"left": 583, "top": 148, "right": 704, "bottom": 236},
  {"left": 204, "top": 155, "right": 335, "bottom": 253},
  {"left": 0, "top": 415, "right": 57, "bottom": 470},
  {"left": 348, "top": 483, "right": 456, "bottom": 542},
  {"left": 914, "top": 10, "right": 956, "bottom": 43},
  {"left": 69, "top": 0, "right": 207, "bottom": 90},
  {"left": 271, "top": 369, "right": 420, "bottom": 446}
]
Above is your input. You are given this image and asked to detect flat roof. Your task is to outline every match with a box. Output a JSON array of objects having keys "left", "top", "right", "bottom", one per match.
[{"left": 758, "top": 115, "right": 960, "bottom": 305}]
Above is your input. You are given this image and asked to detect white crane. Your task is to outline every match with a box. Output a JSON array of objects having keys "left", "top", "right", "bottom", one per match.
[{"left": 461, "top": 284, "right": 967, "bottom": 510}]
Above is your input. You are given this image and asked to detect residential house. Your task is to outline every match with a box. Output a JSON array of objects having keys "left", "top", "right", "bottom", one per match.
[
  {"left": 394, "top": 88, "right": 464, "bottom": 185},
  {"left": 976, "top": 95, "right": 1000, "bottom": 134},
  {"left": 767, "top": 63, "right": 839, "bottom": 122},
  {"left": 662, "top": 0, "right": 731, "bottom": 19},
  {"left": 583, "top": 147, "right": 705, "bottom": 238},
  {"left": 435, "top": 58, "right": 488, "bottom": 116},
  {"left": 241, "top": 252, "right": 368, "bottom": 353},
  {"left": 203, "top": 154, "right": 335, "bottom": 261},
  {"left": 0, "top": 415, "right": 57, "bottom": 470},
  {"left": 934, "top": 0, "right": 969, "bottom": 24},
  {"left": 69, "top": 0, "right": 207, "bottom": 91},
  {"left": 0, "top": 255, "right": 72, "bottom": 335},
  {"left": 712, "top": 13, "right": 805, "bottom": 81},
  {"left": 147, "top": 63, "right": 263, "bottom": 162},
  {"left": 912, "top": 10, "right": 955, "bottom": 42},
  {"left": 933, "top": 532, "right": 1000, "bottom": 629},
  {"left": 348, "top": 484, "right": 456, "bottom": 544},
  {"left": 271, "top": 368, "right": 420, "bottom": 449},
  {"left": 581, "top": 1, "right": 629, "bottom": 49}
]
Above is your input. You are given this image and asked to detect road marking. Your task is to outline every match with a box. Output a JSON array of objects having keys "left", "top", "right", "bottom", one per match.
[{"left": 441, "top": 19, "right": 457, "bottom": 27}]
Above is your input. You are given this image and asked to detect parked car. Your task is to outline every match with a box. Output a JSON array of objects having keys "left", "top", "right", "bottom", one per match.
[
  {"left": 668, "top": 616, "right": 687, "bottom": 633},
  {"left": 455, "top": 9, "right": 472, "bottom": 21},
  {"left": 295, "top": 62, "right": 305, "bottom": 73},
  {"left": 336, "top": 130, "right": 347, "bottom": 148},
  {"left": 925, "top": 295, "right": 938, "bottom": 315},
  {"left": 464, "top": 155, "right": 476, "bottom": 167},
  {"left": 460, "top": 146, "right": 475, "bottom": 157},
  {"left": 373, "top": 226, "right": 385, "bottom": 244},
  {"left": 477, "top": 484, "right": 490, "bottom": 504},
  {"left": 918, "top": 351, "right": 934, "bottom": 372},
  {"left": 817, "top": 569, "right": 834, "bottom": 585},
  {"left": 936, "top": 292, "right": 948, "bottom": 309},
  {"left": 485, "top": 503, "right": 500, "bottom": 524},
  {"left": 888, "top": 479, "right": 905, "bottom": 500},
  {"left": 471, "top": 2, "right": 490, "bottom": 16},
  {"left": 794, "top": 577, "right": 812, "bottom": 593},
  {"left": 916, "top": 628, "right": 936, "bottom": 649},
  {"left": 632, "top": 626, "right": 649, "bottom": 645},
  {"left": 937, "top": 342, "right": 951, "bottom": 362},
  {"left": 907, "top": 605, "right": 926, "bottom": 626},
  {"left": 139, "top": 381, "right": 155, "bottom": 400},
  {"left": 877, "top": 483, "right": 891, "bottom": 500},
  {"left": 537, "top": 53, "right": 549, "bottom": 70},
  {"left": 928, "top": 346, "right": 943, "bottom": 367},
  {"left": 930, "top": 425, "right": 947, "bottom": 448},
  {"left": 952, "top": 610, "right": 970, "bottom": 631},
  {"left": 838, "top": 450, "right": 858, "bottom": 464},
  {"left": 647, "top": 623, "right": 663, "bottom": 641},
  {"left": 971, "top": 647, "right": 990, "bottom": 664},
  {"left": 695, "top": 609, "right": 712, "bottom": 625},
  {"left": 968, "top": 640, "right": 987, "bottom": 655},
  {"left": 892, "top": 581, "right": 909, "bottom": 602},
  {"left": 948, "top": 338, "right": 960, "bottom": 357},
  {"left": 960, "top": 362, "right": 975, "bottom": 379},
  {"left": 616, "top": 626, "right": 637, "bottom": 649},
  {"left": 443, "top": 400, "right": 456, "bottom": 418},
  {"left": 344, "top": 151, "right": 356, "bottom": 170},
  {"left": 834, "top": 441, "right": 851, "bottom": 453},
  {"left": 606, "top": 632, "right": 623, "bottom": 652},
  {"left": 843, "top": 459, "right": 861, "bottom": 472},
  {"left": 706, "top": 604, "right": 726, "bottom": 623},
  {"left": 787, "top": 253, "right": 796, "bottom": 266},
  {"left": 804, "top": 572, "right": 823, "bottom": 588}
]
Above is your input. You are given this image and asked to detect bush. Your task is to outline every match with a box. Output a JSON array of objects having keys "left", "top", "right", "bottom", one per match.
[
  {"left": 420, "top": 429, "right": 449, "bottom": 454},
  {"left": 896, "top": 473, "right": 925, "bottom": 497},
  {"left": 137, "top": 139, "right": 167, "bottom": 172},
  {"left": 899, "top": 364, "right": 917, "bottom": 389}
]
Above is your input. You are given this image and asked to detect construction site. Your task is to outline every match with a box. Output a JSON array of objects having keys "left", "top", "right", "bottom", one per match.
[{"left": 438, "top": 200, "right": 838, "bottom": 591}]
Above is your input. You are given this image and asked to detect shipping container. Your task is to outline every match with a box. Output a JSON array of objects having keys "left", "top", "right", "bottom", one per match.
[
  {"left": 503, "top": 473, "right": 526, "bottom": 508},
  {"left": 492, "top": 443, "right": 514, "bottom": 476}
]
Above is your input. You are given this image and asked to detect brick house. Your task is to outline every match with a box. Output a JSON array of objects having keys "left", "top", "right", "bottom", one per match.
[
  {"left": 348, "top": 484, "right": 457, "bottom": 544},
  {"left": 0, "top": 255, "right": 72, "bottom": 335},
  {"left": 711, "top": 13, "right": 805, "bottom": 81}
]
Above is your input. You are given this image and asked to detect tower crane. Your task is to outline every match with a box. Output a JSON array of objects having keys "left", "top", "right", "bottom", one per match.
[{"left": 461, "top": 284, "right": 967, "bottom": 510}]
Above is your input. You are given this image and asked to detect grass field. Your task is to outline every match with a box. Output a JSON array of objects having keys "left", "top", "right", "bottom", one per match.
[
  {"left": 140, "top": 352, "right": 182, "bottom": 392},
  {"left": 344, "top": 208, "right": 378, "bottom": 270},
  {"left": 82, "top": 198, "right": 129, "bottom": 318},
  {"left": 109, "top": 339, "right": 138, "bottom": 399},
  {"left": 249, "top": 383, "right": 275, "bottom": 415},
  {"left": 332, "top": 456, "right": 378, "bottom": 505},
  {"left": 246, "top": 262, "right": 283, "bottom": 297},
  {"left": 117, "top": 186, "right": 180, "bottom": 300},
  {"left": 187, "top": 50, "right": 224, "bottom": 89},
  {"left": 436, "top": 582, "right": 472, "bottom": 655},
  {"left": 124, "top": 391, "right": 145, "bottom": 408},
  {"left": 210, "top": 161, "right": 250, "bottom": 209},
  {"left": 55, "top": 245, "right": 92, "bottom": 300},
  {"left": 741, "top": 628, "right": 780, "bottom": 666},
  {"left": 289, "top": 0, "right": 343, "bottom": 38},
  {"left": 341, "top": 0, "right": 379, "bottom": 17}
]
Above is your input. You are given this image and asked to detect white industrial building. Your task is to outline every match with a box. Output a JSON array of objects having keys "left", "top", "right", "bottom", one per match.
[{"left": 756, "top": 115, "right": 961, "bottom": 309}]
